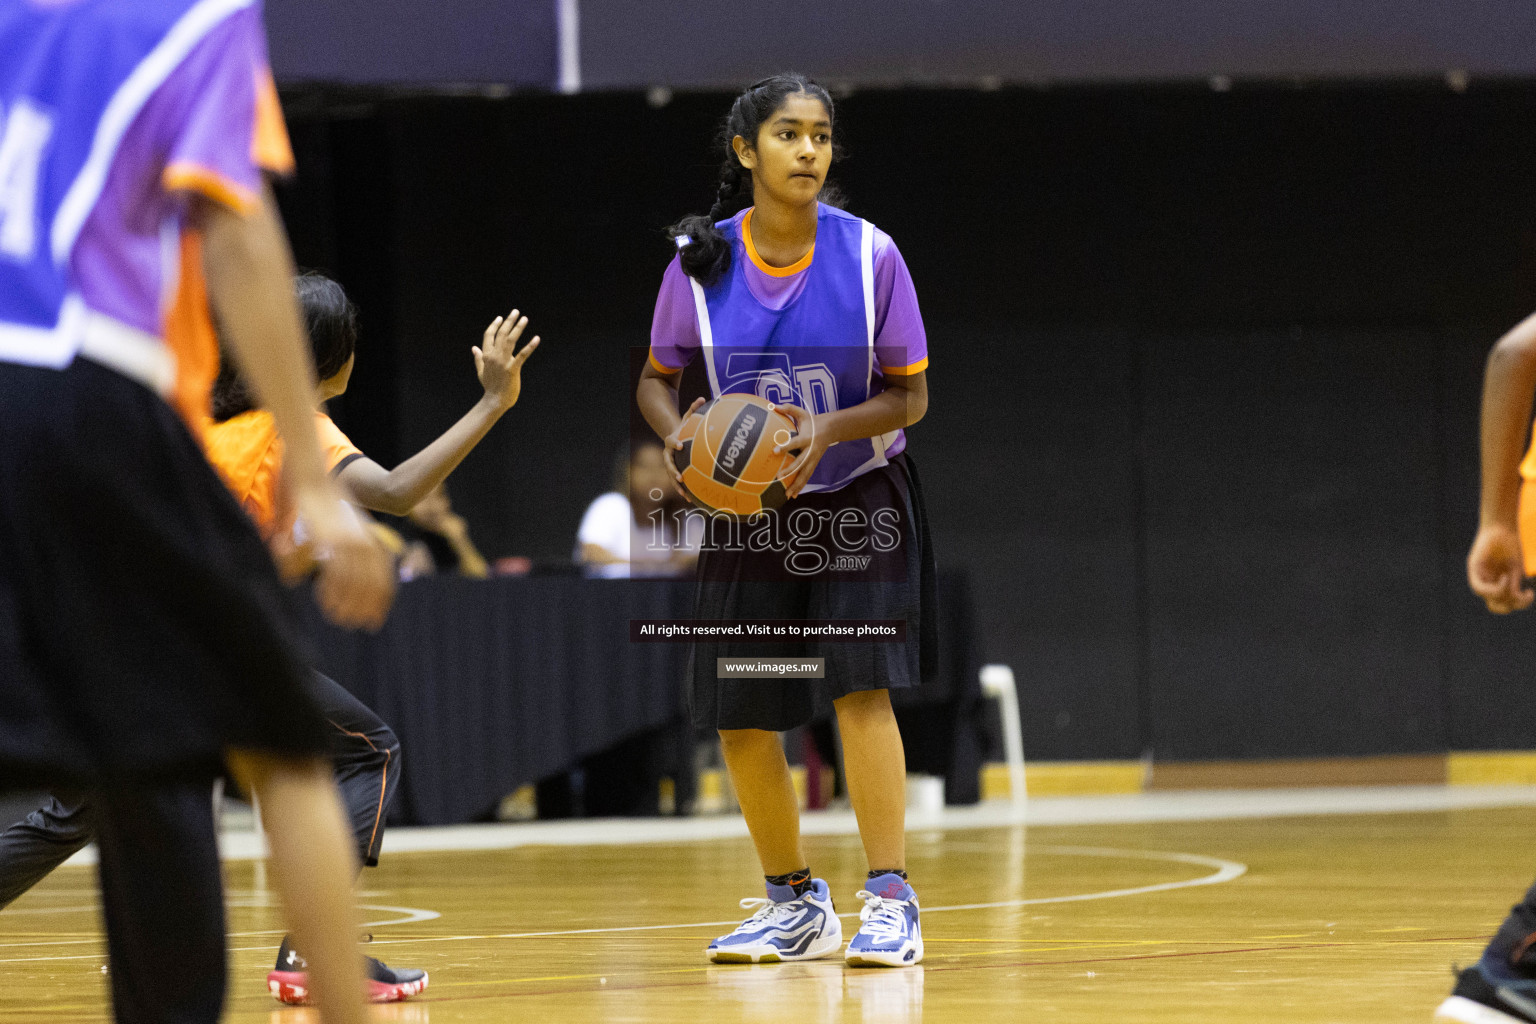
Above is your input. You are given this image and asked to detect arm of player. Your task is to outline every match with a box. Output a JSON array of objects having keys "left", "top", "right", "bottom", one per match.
[
  {"left": 636, "top": 361, "right": 705, "bottom": 499},
  {"left": 774, "top": 370, "right": 928, "bottom": 499},
  {"left": 438, "top": 523, "right": 490, "bottom": 578},
  {"left": 1470, "top": 311, "right": 1536, "bottom": 614},
  {"left": 408, "top": 495, "right": 490, "bottom": 578},
  {"left": 337, "top": 312, "right": 540, "bottom": 516},
  {"left": 200, "top": 186, "right": 394, "bottom": 630}
]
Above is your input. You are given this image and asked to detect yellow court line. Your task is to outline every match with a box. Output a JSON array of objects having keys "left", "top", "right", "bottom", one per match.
[
  {"left": 934, "top": 936, "right": 1483, "bottom": 961},
  {"left": 921, "top": 939, "right": 1320, "bottom": 951},
  {"left": 429, "top": 964, "right": 716, "bottom": 990}
]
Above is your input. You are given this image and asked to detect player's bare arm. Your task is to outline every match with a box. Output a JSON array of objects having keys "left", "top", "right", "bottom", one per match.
[
  {"left": 337, "top": 311, "right": 540, "bottom": 516},
  {"left": 1470, "top": 311, "right": 1536, "bottom": 614},
  {"left": 199, "top": 186, "right": 395, "bottom": 631},
  {"left": 636, "top": 361, "right": 705, "bottom": 497}
]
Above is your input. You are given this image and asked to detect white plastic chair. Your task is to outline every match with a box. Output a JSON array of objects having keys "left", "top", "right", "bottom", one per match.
[{"left": 980, "top": 664, "right": 1026, "bottom": 809}]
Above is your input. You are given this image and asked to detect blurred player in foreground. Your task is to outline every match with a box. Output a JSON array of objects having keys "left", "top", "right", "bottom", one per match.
[
  {"left": 1440, "top": 311, "right": 1536, "bottom": 1023},
  {"left": 0, "top": 1, "right": 393, "bottom": 1022}
]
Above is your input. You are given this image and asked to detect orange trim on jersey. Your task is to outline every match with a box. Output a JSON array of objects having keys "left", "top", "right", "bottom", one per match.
[
  {"left": 648, "top": 349, "right": 683, "bottom": 375},
  {"left": 879, "top": 356, "right": 929, "bottom": 376},
  {"left": 251, "top": 65, "right": 295, "bottom": 174},
  {"left": 742, "top": 208, "right": 814, "bottom": 277},
  {"left": 162, "top": 230, "right": 221, "bottom": 438},
  {"left": 163, "top": 162, "right": 258, "bottom": 214}
]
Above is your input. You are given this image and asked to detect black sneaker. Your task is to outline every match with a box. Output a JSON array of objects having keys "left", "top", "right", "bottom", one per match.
[
  {"left": 1435, "top": 966, "right": 1536, "bottom": 1023},
  {"left": 266, "top": 934, "right": 429, "bottom": 1005}
]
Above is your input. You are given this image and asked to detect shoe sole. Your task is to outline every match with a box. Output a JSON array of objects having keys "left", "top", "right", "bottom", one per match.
[
  {"left": 1435, "top": 995, "right": 1534, "bottom": 1024},
  {"left": 845, "top": 937, "right": 924, "bottom": 968},
  {"left": 266, "top": 970, "right": 429, "bottom": 1005},
  {"left": 268, "top": 972, "right": 310, "bottom": 1005},
  {"left": 708, "top": 925, "right": 844, "bottom": 964}
]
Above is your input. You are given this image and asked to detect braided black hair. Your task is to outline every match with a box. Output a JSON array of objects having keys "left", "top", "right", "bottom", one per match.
[
  {"left": 211, "top": 271, "right": 359, "bottom": 422},
  {"left": 668, "top": 73, "right": 841, "bottom": 287}
]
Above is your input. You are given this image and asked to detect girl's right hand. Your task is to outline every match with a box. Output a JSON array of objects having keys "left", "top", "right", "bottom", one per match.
[
  {"left": 290, "top": 481, "right": 396, "bottom": 631},
  {"left": 663, "top": 397, "right": 707, "bottom": 499}
]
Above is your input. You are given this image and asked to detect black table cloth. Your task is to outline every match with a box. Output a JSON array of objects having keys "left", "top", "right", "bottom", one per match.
[{"left": 305, "top": 570, "right": 984, "bottom": 825}]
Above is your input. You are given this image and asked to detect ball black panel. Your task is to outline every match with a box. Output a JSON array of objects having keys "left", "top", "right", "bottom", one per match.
[{"left": 761, "top": 479, "right": 789, "bottom": 511}]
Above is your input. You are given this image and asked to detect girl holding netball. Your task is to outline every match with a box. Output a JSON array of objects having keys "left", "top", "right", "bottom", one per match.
[{"left": 637, "top": 73, "right": 934, "bottom": 967}]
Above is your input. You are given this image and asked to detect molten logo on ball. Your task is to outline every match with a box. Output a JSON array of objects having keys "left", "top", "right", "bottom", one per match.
[
  {"left": 720, "top": 412, "right": 757, "bottom": 473},
  {"left": 674, "top": 394, "right": 806, "bottom": 516}
]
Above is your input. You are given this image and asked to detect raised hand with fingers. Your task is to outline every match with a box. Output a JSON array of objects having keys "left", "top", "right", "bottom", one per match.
[{"left": 475, "top": 309, "right": 541, "bottom": 410}]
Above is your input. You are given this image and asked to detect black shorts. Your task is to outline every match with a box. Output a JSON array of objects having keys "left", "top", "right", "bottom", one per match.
[
  {"left": 0, "top": 359, "right": 329, "bottom": 788},
  {"left": 687, "top": 452, "right": 939, "bottom": 732}
]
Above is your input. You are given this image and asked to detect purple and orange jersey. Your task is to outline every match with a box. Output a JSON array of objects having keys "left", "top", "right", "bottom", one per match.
[
  {"left": 0, "top": 0, "right": 293, "bottom": 431},
  {"left": 648, "top": 204, "right": 929, "bottom": 493}
]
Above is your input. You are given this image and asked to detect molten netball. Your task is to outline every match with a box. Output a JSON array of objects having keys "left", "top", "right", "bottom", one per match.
[{"left": 674, "top": 393, "right": 797, "bottom": 515}]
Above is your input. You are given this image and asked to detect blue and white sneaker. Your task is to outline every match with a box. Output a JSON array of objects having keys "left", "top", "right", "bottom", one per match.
[
  {"left": 707, "top": 878, "right": 843, "bottom": 964},
  {"left": 845, "top": 874, "right": 923, "bottom": 967}
]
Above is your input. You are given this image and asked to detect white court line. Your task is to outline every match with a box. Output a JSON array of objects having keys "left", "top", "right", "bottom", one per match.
[
  {"left": 914, "top": 846, "right": 1247, "bottom": 911},
  {"left": 0, "top": 845, "right": 1245, "bottom": 963},
  {"left": 50, "top": 783, "right": 1536, "bottom": 867},
  {"left": 358, "top": 845, "right": 1246, "bottom": 949},
  {"left": 0, "top": 904, "right": 439, "bottom": 957}
]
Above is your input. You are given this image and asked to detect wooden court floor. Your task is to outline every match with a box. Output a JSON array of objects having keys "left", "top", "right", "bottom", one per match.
[{"left": 1, "top": 804, "right": 1529, "bottom": 1023}]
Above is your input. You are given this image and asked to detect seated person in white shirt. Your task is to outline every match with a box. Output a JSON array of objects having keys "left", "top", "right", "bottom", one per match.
[{"left": 577, "top": 440, "right": 701, "bottom": 577}]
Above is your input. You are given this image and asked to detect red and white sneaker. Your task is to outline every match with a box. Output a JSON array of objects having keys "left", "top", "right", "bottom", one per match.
[{"left": 267, "top": 936, "right": 428, "bottom": 1005}]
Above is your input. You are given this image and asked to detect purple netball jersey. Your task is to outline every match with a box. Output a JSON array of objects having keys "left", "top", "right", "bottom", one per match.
[
  {"left": 0, "top": 0, "right": 286, "bottom": 376},
  {"left": 649, "top": 204, "right": 929, "bottom": 494}
]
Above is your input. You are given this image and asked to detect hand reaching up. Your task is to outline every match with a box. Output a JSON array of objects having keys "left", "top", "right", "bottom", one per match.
[{"left": 475, "top": 309, "right": 541, "bottom": 410}]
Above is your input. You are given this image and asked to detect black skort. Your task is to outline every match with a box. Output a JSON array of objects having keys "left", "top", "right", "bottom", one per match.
[
  {"left": 687, "top": 452, "right": 938, "bottom": 732},
  {"left": 0, "top": 359, "right": 329, "bottom": 787}
]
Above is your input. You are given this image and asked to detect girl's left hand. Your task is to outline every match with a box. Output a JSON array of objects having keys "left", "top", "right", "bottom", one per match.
[
  {"left": 664, "top": 397, "right": 708, "bottom": 500},
  {"left": 773, "top": 404, "right": 832, "bottom": 499},
  {"left": 475, "top": 308, "right": 541, "bottom": 410}
]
